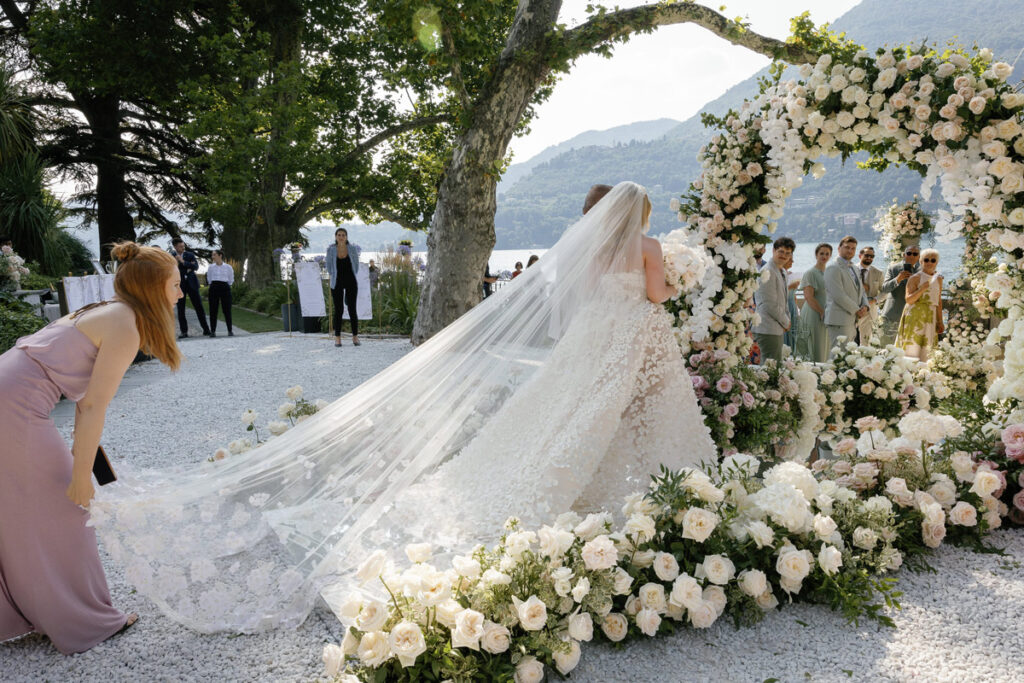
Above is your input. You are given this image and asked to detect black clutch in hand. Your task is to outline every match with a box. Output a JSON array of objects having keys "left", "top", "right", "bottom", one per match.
[{"left": 93, "top": 445, "right": 117, "bottom": 486}]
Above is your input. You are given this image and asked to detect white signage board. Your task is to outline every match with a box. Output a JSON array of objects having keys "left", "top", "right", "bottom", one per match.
[
  {"left": 63, "top": 274, "right": 116, "bottom": 313},
  {"left": 355, "top": 265, "right": 372, "bottom": 320},
  {"left": 295, "top": 261, "right": 327, "bottom": 317}
]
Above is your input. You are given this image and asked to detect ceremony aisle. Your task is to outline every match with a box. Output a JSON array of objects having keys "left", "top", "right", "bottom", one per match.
[{"left": 2, "top": 333, "right": 1020, "bottom": 682}]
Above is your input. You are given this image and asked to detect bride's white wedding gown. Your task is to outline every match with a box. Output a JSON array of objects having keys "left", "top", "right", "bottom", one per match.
[{"left": 90, "top": 182, "right": 717, "bottom": 632}]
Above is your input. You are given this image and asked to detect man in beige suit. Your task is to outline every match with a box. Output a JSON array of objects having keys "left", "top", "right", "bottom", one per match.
[
  {"left": 855, "top": 246, "right": 885, "bottom": 345},
  {"left": 825, "top": 235, "right": 869, "bottom": 356}
]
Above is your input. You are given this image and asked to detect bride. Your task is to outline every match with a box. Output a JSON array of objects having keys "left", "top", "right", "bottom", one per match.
[{"left": 91, "top": 181, "right": 717, "bottom": 633}]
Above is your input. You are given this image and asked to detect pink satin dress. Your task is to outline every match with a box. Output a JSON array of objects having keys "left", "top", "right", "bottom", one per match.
[{"left": 0, "top": 322, "right": 127, "bottom": 654}]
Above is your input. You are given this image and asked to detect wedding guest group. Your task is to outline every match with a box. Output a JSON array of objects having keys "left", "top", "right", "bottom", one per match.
[
  {"left": 326, "top": 227, "right": 361, "bottom": 347},
  {"left": 856, "top": 246, "right": 884, "bottom": 344},
  {"left": 795, "top": 242, "right": 832, "bottom": 362},
  {"left": 896, "top": 248, "right": 943, "bottom": 361},
  {"left": 751, "top": 236, "right": 795, "bottom": 363},
  {"left": 879, "top": 244, "right": 921, "bottom": 346},
  {"left": 172, "top": 238, "right": 211, "bottom": 338},
  {"left": 0, "top": 242, "right": 182, "bottom": 654},
  {"left": 824, "top": 235, "right": 869, "bottom": 357},
  {"left": 206, "top": 249, "right": 234, "bottom": 337}
]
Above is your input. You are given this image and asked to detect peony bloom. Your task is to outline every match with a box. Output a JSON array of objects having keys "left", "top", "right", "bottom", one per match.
[{"left": 581, "top": 535, "right": 618, "bottom": 570}]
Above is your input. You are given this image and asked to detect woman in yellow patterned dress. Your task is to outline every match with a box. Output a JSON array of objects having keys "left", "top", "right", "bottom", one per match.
[{"left": 895, "top": 248, "right": 944, "bottom": 361}]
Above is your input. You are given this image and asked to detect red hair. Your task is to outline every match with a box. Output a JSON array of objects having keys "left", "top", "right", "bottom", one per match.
[{"left": 109, "top": 242, "right": 182, "bottom": 370}]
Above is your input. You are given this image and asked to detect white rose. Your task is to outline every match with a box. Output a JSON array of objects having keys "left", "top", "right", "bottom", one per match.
[
  {"left": 927, "top": 480, "right": 957, "bottom": 508},
  {"left": 737, "top": 568, "right": 768, "bottom": 597},
  {"left": 625, "top": 514, "right": 657, "bottom": 543},
  {"left": 612, "top": 567, "right": 634, "bottom": 595},
  {"left": 553, "top": 639, "right": 582, "bottom": 674},
  {"left": 949, "top": 501, "right": 978, "bottom": 526},
  {"left": 776, "top": 548, "right": 812, "bottom": 582},
  {"left": 746, "top": 521, "right": 775, "bottom": 548},
  {"left": 638, "top": 582, "right": 668, "bottom": 613},
  {"left": 756, "top": 589, "right": 779, "bottom": 610},
  {"left": 601, "top": 613, "right": 629, "bottom": 642},
  {"left": 653, "top": 552, "right": 681, "bottom": 582},
  {"left": 581, "top": 535, "right": 618, "bottom": 570},
  {"left": 451, "top": 608, "right": 486, "bottom": 649},
  {"left": 285, "top": 385, "right": 303, "bottom": 401},
  {"left": 537, "top": 525, "right": 575, "bottom": 559},
  {"left": 504, "top": 530, "right": 536, "bottom": 559},
  {"left": 341, "top": 627, "right": 360, "bottom": 655},
  {"left": 630, "top": 549, "right": 656, "bottom": 569},
  {"left": 515, "top": 656, "right": 545, "bottom": 683},
  {"left": 681, "top": 507, "right": 720, "bottom": 543},
  {"left": 356, "top": 550, "right": 388, "bottom": 585},
  {"left": 922, "top": 521, "right": 946, "bottom": 548},
  {"left": 389, "top": 621, "right": 426, "bottom": 668},
  {"left": 700, "top": 554, "right": 736, "bottom": 585},
  {"left": 993, "top": 61, "right": 1014, "bottom": 80},
  {"left": 669, "top": 573, "right": 703, "bottom": 611},
  {"left": 277, "top": 402, "right": 294, "bottom": 418},
  {"left": 481, "top": 568, "right": 512, "bottom": 587},
  {"left": 513, "top": 595, "right": 548, "bottom": 631},
  {"left": 853, "top": 527, "right": 879, "bottom": 550},
  {"left": 322, "top": 643, "right": 345, "bottom": 677},
  {"left": 355, "top": 599, "right": 388, "bottom": 632},
  {"left": 813, "top": 514, "right": 838, "bottom": 540},
  {"left": 267, "top": 420, "right": 289, "bottom": 436},
  {"left": 688, "top": 601, "right": 718, "bottom": 628},
  {"left": 357, "top": 630, "right": 390, "bottom": 667},
  {"left": 480, "top": 621, "right": 511, "bottom": 654},
  {"left": 568, "top": 612, "right": 594, "bottom": 642},
  {"left": 241, "top": 409, "right": 258, "bottom": 426},
  {"left": 635, "top": 608, "right": 662, "bottom": 636},
  {"left": 404, "top": 543, "right": 432, "bottom": 564},
  {"left": 452, "top": 555, "right": 481, "bottom": 579},
  {"left": 571, "top": 577, "right": 590, "bottom": 603},
  {"left": 434, "top": 599, "right": 462, "bottom": 628},
  {"left": 703, "top": 585, "right": 727, "bottom": 616},
  {"left": 970, "top": 469, "right": 1001, "bottom": 497},
  {"left": 574, "top": 512, "right": 608, "bottom": 540},
  {"left": 818, "top": 545, "right": 843, "bottom": 575}
]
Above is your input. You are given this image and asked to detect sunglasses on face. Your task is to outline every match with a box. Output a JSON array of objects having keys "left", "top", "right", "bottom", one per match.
[
  {"left": 922, "top": 258, "right": 936, "bottom": 263},
  {"left": 906, "top": 252, "right": 919, "bottom": 256}
]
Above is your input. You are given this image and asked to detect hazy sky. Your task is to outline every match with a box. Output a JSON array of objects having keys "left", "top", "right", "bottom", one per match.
[{"left": 509, "top": 0, "right": 863, "bottom": 162}]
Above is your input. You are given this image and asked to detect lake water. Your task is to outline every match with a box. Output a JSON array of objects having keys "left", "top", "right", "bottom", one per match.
[{"left": 365, "top": 238, "right": 966, "bottom": 281}]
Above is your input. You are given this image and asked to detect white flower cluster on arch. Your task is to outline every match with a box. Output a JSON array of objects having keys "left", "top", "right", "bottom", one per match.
[{"left": 673, "top": 41, "right": 1024, "bottom": 399}]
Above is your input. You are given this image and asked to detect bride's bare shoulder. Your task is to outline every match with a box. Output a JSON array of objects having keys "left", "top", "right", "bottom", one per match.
[{"left": 641, "top": 236, "right": 662, "bottom": 252}]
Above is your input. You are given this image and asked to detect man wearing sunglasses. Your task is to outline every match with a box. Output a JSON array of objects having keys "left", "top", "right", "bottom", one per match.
[
  {"left": 879, "top": 245, "right": 921, "bottom": 346},
  {"left": 856, "top": 246, "right": 885, "bottom": 345}
]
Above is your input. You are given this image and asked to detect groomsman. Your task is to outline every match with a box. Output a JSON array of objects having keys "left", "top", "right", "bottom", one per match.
[
  {"left": 855, "top": 246, "right": 885, "bottom": 344},
  {"left": 751, "top": 236, "right": 794, "bottom": 363},
  {"left": 172, "top": 237, "right": 211, "bottom": 338},
  {"left": 878, "top": 245, "right": 921, "bottom": 346},
  {"left": 824, "top": 235, "right": 869, "bottom": 356}
]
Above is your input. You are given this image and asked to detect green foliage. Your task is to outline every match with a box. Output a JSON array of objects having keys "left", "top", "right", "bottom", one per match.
[{"left": 0, "top": 292, "right": 46, "bottom": 353}]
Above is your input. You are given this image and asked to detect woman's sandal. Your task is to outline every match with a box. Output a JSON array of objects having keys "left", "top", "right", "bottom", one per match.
[
  {"left": 116, "top": 613, "right": 139, "bottom": 635},
  {"left": 352, "top": 338, "right": 361, "bottom": 346},
  {"left": 334, "top": 338, "right": 342, "bottom": 347}
]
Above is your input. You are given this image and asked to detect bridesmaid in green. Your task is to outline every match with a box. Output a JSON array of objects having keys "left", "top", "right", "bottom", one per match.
[
  {"left": 896, "top": 248, "right": 944, "bottom": 361},
  {"left": 795, "top": 243, "right": 832, "bottom": 362}
]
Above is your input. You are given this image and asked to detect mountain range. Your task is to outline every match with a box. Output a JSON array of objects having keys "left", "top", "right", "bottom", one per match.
[{"left": 494, "top": 0, "right": 1024, "bottom": 248}]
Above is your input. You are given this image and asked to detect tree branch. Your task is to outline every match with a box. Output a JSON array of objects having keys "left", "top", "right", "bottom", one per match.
[
  {"left": 554, "top": 1, "right": 819, "bottom": 67},
  {"left": 365, "top": 204, "right": 423, "bottom": 233},
  {"left": 442, "top": 25, "right": 473, "bottom": 112},
  {"left": 0, "top": 0, "right": 29, "bottom": 33}
]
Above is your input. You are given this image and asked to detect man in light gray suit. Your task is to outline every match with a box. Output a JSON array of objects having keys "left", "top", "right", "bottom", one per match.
[
  {"left": 751, "top": 236, "right": 795, "bottom": 363},
  {"left": 825, "top": 235, "right": 869, "bottom": 356},
  {"left": 878, "top": 245, "right": 921, "bottom": 346},
  {"left": 855, "top": 246, "right": 885, "bottom": 345}
]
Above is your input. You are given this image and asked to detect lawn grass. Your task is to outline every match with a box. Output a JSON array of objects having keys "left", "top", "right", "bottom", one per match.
[{"left": 184, "top": 299, "right": 283, "bottom": 333}]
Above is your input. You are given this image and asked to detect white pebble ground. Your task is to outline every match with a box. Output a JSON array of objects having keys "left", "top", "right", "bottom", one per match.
[{"left": 4, "top": 333, "right": 1023, "bottom": 682}]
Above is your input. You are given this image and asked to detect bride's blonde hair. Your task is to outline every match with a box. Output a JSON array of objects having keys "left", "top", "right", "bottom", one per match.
[
  {"left": 642, "top": 194, "right": 652, "bottom": 228},
  {"left": 110, "top": 241, "right": 182, "bottom": 370}
]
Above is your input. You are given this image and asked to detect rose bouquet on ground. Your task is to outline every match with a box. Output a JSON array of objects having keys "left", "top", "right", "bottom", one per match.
[
  {"left": 812, "top": 341, "right": 950, "bottom": 439},
  {"left": 209, "top": 385, "right": 328, "bottom": 461},
  {"left": 331, "top": 515, "right": 622, "bottom": 682},
  {"left": 686, "top": 350, "right": 803, "bottom": 456}
]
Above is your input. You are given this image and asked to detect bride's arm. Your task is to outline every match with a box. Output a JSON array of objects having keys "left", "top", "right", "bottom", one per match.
[{"left": 642, "top": 238, "right": 676, "bottom": 304}]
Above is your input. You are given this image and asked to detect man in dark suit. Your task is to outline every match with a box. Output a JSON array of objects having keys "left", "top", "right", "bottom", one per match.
[
  {"left": 878, "top": 245, "right": 921, "bottom": 346},
  {"left": 172, "top": 238, "right": 211, "bottom": 338}
]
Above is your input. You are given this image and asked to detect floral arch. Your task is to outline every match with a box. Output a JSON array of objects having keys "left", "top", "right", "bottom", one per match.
[{"left": 669, "top": 27, "right": 1024, "bottom": 405}]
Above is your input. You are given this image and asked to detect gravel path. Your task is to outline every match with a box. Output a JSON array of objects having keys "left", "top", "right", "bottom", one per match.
[{"left": 4, "top": 332, "right": 1022, "bottom": 682}]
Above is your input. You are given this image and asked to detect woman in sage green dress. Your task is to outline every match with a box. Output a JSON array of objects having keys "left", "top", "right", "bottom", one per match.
[
  {"left": 896, "top": 248, "right": 943, "bottom": 361},
  {"left": 795, "top": 243, "right": 832, "bottom": 362}
]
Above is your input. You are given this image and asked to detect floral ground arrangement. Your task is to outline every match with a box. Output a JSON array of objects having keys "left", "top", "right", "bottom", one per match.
[{"left": 324, "top": 404, "right": 1023, "bottom": 682}]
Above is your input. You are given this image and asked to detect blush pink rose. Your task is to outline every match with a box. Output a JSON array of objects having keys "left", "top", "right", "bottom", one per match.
[
  {"left": 1014, "top": 489, "right": 1024, "bottom": 513},
  {"left": 1001, "top": 424, "right": 1024, "bottom": 462},
  {"left": 724, "top": 403, "right": 740, "bottom": 418},
  {"left": 716, "top": 376, "right": 735, "bottom": 393}
]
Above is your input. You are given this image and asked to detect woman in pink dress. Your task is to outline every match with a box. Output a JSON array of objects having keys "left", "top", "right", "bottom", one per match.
[{"left": 0, "top": 242, "right": 182, "bottom": 654}]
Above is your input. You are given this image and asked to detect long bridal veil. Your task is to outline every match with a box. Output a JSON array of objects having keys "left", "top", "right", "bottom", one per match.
[{"left": 92, "top": 181, "right": 707, "bottom": 633}]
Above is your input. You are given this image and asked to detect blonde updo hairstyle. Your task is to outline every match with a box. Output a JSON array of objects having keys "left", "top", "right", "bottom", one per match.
[{"left": 109, "top": 241, "right": 182, "bottom": 370}]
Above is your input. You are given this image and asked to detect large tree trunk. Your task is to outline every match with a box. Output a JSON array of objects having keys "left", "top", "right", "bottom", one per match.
[
  {"left": 411, "top": 0, "right": 562, "bottom": 343},
  {"left": 80, "top": 94, "right": 135, "bottom": 260}
]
